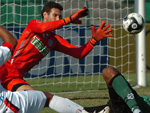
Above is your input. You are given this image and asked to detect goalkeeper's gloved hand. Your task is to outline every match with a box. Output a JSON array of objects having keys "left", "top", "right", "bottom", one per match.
[
  {"left": 89, "top": 21, "right": 113, "bottom": 46},
  {"left": 63, "top": 7, "right": 88, "bottom": 25}
]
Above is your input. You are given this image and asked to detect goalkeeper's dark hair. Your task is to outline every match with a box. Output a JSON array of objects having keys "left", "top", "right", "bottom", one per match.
[{"left": 41, "top": 1, "right": 63, "bottom": 19}]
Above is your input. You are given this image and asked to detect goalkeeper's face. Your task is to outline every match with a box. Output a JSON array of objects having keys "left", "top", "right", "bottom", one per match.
[{"left": 43, "top": 8, "right": 62, "bottom": 22}]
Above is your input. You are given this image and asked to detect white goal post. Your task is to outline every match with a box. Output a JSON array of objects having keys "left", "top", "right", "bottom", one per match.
[
  {"left": 135, "top": 0, "right": 147, "bottom": 87},
  {"left": 0, "top": 0, "right": 146, "bottom": 92}
]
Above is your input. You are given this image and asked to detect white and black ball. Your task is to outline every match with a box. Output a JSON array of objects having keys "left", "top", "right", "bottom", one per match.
[{"left": 123, "top": 13, "right": 144, "bottom": 34}]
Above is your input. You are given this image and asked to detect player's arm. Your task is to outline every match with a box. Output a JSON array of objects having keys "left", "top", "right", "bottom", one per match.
[
  {"left": 27, "top": 8, "right": 88, "bottom": 33},
  {"left": 54, "top": 35, "right": 93, "bottom": 59},
  {"left": 0, "top": 26, "right": 17, "bottom": 47},
  {"left": 54, "top": 21, "right": 112, "bottom": 59},
  {"left": 27, "top": 19, "right": 65, "bottom": 33},
  {"left": 0, "top": 26, "right": 17, "bottom": 66}
]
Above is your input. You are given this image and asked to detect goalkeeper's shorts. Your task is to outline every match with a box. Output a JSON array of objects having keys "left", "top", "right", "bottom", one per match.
[
  {"left": 0, "top": 63, "right": 29, "bottom": 91},
  {"left": 1, "top": 77, "right": 29, "bottom": 91}
]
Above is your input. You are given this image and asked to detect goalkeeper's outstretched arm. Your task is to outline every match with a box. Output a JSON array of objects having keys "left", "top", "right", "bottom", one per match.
[
  {"left": 54, "top": 21, "right": 112, "bottom": 59},
  {"left": 27, "top": 7, "right": 88, "bottom": 33}
]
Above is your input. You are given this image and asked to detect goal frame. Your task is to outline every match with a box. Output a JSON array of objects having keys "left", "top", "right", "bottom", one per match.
[{"left": 135, "top": 0, "right": 147, "bottom": 87}]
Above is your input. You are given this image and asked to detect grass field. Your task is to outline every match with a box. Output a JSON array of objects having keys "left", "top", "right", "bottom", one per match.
[{"left": 26, "top": 72, "right": 150, "bottom": 113}]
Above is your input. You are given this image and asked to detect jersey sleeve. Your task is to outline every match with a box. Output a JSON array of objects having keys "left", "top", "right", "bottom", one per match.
[
  {"left": 54, "top": 34, "right": 94, "bottom": 59},
  {"left": 27, "top": 19, "right": 66, "bottom": 33},
  {"left": 0, "top": 42, "right": 14, "bottom": 66}
]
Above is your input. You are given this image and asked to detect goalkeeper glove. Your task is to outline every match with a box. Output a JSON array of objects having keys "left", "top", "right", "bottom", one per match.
[
  {"left": 63, "top": 7, "right": 88, "bottom": 25},
  {"left": 89, "top": 21, "right": 113, "bottom": 46}
]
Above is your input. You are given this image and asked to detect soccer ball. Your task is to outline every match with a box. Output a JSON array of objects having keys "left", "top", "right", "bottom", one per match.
[{"left": 123, "top": 13, "right": 144, "bottom": 34}]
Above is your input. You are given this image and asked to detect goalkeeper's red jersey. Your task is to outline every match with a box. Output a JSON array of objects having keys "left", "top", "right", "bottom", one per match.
[{"left": 0, "top": 19, "right": 94, "bottom": 89}]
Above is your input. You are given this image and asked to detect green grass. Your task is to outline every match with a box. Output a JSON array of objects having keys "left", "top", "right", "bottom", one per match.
[
  {"left": 25, "top": 72, "right": 150, "bottom": 113},
  {"left": 26, "top": 74, "right": 108, "bottom": 92}
]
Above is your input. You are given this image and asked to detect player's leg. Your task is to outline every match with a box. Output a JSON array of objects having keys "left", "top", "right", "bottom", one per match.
[
  {"left": 102, "top": 66, "right": 142, "bottom": 113},
  {"left": 44, "top": 91, "right": 112, "bottom": 113},
  {"left": 106, "top": 88, "right": 132, "bottom": 113},
  {"left": 4, "top": 77, "right": 83, "bottom": 113},
  {"left": 135, "top": 95, "right": 150, "bottom": 113},
  {"left": 81, "top": 89, "right": 131, "bottom": 113},
  {"left": 43, "top": 92, "right": 84, "bottom": 113},
  {"left": 15, "top": 90, "right": 83, "bottom": 113},
  {"left": 14, "top": 90, "right": 47, "bottom": 113}
]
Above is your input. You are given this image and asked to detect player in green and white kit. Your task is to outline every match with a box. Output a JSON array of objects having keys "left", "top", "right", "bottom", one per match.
[
  {"left": 89, "top": 66, "right": 150, "bottom": 113},
  {"left": 84, "top": 66, "right": 150, "bottom": 113}
]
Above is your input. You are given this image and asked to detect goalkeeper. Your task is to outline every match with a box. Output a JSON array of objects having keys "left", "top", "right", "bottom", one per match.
[
  {"left": 0, "top": 25, "right": 113, "bottom": 113},
  {"left": 0, "top": 1, "right": 112, "bottom": 92},
  {"left": 0, "top": 26, "right": 88, "bottom": 113},
  {"left": 83, "top": 66, "right": 150, "bottom": 113},
  {"left": 0, "top": 25, "right": 108, "bottom": 113},
  {"left": 0, "top": 26, "right": 46, "bottom": 113},
  {"left": 0, "top": 1, "right": 112, "bottom": 113}
]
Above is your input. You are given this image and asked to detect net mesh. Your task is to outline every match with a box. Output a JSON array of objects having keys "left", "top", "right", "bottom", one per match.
[{"left": 0, "top": 0, "right": 135, "bottom": 92}]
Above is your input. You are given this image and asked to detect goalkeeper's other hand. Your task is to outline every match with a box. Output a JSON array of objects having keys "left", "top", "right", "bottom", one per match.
[
  {"left": 89, "top": 21, "right": 113, "bottom": 46},
  {"left": 63, "top": 7, "right": 88, "bottom": 25}
]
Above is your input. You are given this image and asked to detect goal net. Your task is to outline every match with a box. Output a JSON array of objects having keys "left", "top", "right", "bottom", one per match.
[{"left": 0, "top": 0, "right": 136, "bottom": 92}]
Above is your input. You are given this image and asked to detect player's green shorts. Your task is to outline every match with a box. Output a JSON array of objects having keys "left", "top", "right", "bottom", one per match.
[{"left": 136, "top": 95, "right": 150, "bottom": 113}]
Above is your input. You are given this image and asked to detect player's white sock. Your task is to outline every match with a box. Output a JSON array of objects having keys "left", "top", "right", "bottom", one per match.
[
  {"left": 49, "top": 95, "right": 84, "bottom": 113},
  {"left": 133, "top": 109, "right": 142, "bottom": 113}
]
